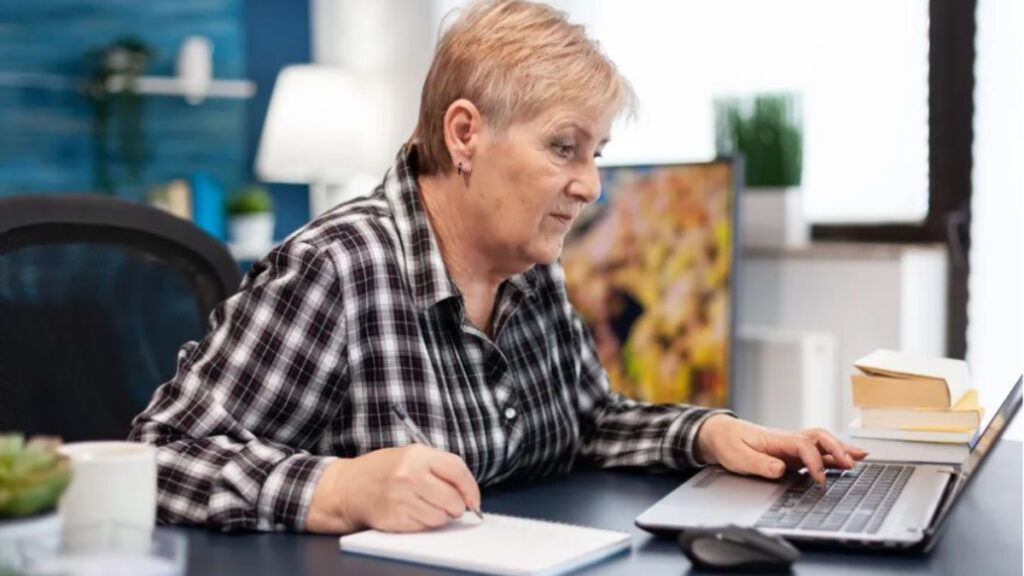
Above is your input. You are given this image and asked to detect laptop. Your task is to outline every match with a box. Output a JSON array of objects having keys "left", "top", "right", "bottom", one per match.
[{"left": 636, "top": 375, "right": 1022, "bottom": 552}]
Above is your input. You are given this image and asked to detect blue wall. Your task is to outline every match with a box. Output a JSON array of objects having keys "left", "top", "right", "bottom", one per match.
[
  {"left": 245, "top": 0, "right": 311, "bottom": 237},
  {"left": 0, "top": 0, "right": 247, "bottom": 204},
  {"left": 0, "top": 0, "right": 312, "bottom": 239}
]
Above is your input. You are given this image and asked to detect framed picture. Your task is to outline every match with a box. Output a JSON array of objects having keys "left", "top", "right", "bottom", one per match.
[{"left": 562, "top": 160, "right": 740, "bottom": 407}]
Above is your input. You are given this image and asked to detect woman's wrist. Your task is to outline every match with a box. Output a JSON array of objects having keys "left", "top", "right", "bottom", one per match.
[
  {"left": 695, "top": 413, "right": 732, "bottom": 466},
  {"left": 306, "top": 457, "right": 359, "bottom": 534}
]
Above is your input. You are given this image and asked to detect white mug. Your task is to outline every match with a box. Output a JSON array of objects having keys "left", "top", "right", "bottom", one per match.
[{"left": 57, "top": 441, "right": 157, "bottom": 552}]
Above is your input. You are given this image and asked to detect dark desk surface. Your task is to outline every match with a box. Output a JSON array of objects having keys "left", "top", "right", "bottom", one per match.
[{"left": 183, "top": 440, "right": 1022, "bottom": 575}]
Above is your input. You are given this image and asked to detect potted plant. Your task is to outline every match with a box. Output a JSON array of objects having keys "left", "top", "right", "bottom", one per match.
[
  {"left": 0, "top": 435, "right": 72, "bottom": 571},
  {"left": 227, "top": 184, "right": 275, "bottom": 252},
  {"left": 83, "top": 36, "right": 154, "bottom": 195},
  {"left": 714, "top": 92, "right": 806, "bottom": 247}
]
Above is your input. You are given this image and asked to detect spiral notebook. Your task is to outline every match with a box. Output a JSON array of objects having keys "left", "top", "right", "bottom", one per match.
[{"left": 338, "top": 513, "right": 632, "bottom": 576}]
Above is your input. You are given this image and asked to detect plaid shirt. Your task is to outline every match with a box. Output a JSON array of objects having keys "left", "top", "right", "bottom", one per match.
[{"left": 129, "top": 147, "right": 730, "bottom": 532}]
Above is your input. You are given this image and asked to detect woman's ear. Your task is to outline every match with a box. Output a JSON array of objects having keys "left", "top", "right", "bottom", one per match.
[{"left": 443, "top": 98, "right": 482, "bottom": 174}]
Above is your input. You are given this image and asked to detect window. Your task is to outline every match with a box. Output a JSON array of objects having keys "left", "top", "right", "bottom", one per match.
[
  {"left": 582, "top": 0, "right": 930, "bottom": 224},
  {"left": 969, "top": 0, "right": 1023, "bottom": 438}
]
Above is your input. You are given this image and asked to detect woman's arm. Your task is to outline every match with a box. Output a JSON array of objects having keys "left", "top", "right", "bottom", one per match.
[
  {"left": 129, "top": 241, "right": 349, "bottom": 532},
  {"left": 571, "top": 312, "right": 867, "bottom": 479}
]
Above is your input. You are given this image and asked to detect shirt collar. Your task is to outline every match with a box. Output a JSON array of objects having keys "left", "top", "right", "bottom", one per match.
[{"left": 383, "top": 145, "right": 535, "bottom": 312}]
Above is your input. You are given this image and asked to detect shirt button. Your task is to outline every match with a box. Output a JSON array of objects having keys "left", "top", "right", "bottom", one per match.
[{"left": 504, "top": 407, "right": 517, "bottom": 420}]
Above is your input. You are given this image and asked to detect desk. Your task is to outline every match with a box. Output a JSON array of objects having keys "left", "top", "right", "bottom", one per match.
[{"left": 183, "top": 440, "right": 1021, "bottom": 575}]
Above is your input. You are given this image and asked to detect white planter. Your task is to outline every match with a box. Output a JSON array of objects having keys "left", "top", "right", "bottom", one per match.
[
  {"left": 739, "top": 186, "right": 809, "bottom": 247},
  {"left": 0, "top": 511, "right": 62, "bottom": 569},
  {"left": 228, "top": 213, "right": 275, "bottom": 250}
]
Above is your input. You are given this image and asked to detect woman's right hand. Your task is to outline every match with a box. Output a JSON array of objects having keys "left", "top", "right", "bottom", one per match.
[{"left": 306, "top": 444, "right": 481, "bottom": 534}]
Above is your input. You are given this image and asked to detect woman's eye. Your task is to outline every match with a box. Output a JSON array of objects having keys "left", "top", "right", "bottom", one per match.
[{"left": 552, "top": 142, "right": 575, "bottom": 159}]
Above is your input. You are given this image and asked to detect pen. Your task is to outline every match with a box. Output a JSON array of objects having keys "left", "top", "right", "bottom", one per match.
[{"left": 391, "top": 404, "right": 484, "bottom": 521}]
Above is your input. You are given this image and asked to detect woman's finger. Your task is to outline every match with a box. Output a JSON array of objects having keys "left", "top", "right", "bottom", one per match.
[
  {"left": 724, "top": 440, "right": 788, "bottom": 479},
  {"left": 802, "top": 428, "right": 855, "bottom": 469},
  {"left": 821, "top": 454, "right": 844, "bottom": 468},
  {"left": 406, "top": 493, "right": 451, "bottom": 531},
  {"left": 413, "top": 472, "right": 468, "bottom": 518},
  {"left": 819, "top": 433, "right": 869, "bottom": 461},
  {"left": 430, "top": 452, "right": 482, "bottom": 514},
  {"left": 781, "top": 453, "right": 858, "bottom": 473},
  {"left": 841, "top": 441, "right": 869, "bottom": 459},
  {"left": 763, "top": 434, "right": 827, "bottom": 483}
]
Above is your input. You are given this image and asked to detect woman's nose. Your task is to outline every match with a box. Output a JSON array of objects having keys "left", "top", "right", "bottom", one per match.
[{"left": 569, "top": 165, "right": 601, "bottom": 204}]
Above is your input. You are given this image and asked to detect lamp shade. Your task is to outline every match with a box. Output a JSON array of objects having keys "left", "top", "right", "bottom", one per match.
[{"left": 255, "top": 65, "right": 379, "bottom": 184}]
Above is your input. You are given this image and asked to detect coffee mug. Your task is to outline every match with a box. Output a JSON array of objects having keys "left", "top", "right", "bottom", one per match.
[{"left": 57, "top": 442, "right": 157, "bottom": 552}]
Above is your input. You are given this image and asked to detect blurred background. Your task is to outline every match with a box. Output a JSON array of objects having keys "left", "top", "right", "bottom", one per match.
[{"left": 0, "top": 0, "right": 1020, "bottom": 438}]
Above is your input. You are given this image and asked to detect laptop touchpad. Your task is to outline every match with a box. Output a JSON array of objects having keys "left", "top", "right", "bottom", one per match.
[{"left": 638, "top": 468, "right": 786, "bottom": 527}]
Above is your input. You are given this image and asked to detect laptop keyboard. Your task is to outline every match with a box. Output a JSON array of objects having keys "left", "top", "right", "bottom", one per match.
[{"left": 755, "top": 463, "right": 914, "bottom": 534}]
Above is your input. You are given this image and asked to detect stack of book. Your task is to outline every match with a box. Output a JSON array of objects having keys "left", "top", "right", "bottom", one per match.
[{"left": 848, "top": 349, "right": 983, "bottom": 463}]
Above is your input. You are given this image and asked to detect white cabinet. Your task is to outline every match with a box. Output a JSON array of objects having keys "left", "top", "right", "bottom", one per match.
[{"left": 737, "top": 243, "right": 949, "bottom": 430}]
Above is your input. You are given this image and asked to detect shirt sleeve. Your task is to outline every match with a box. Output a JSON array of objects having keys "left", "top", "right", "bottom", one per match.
[
  {"left": 571, "top": 312, "right": 736, "bottom": 471},
  {"left": 129, "top": 240, "right": 348, "bottom": 532}
]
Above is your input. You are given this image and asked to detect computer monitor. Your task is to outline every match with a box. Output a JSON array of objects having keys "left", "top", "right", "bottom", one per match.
[{"left": 562, "top": 159, "right": 740, "bottom": 407}]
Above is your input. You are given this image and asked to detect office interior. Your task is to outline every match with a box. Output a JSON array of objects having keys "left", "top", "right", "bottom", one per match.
[
  {"left": 2, "top": 0, "right": 1019, "bottom": 434},
  {"left": 0, "top": 0, "right": 1021, "bottom": 571}
]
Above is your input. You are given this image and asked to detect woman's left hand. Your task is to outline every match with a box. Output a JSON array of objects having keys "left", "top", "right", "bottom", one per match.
[{"left": 695, "top": 414, "right": 868, "bottom": 484}]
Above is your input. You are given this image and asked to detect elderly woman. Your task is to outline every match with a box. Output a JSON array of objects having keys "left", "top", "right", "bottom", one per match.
[{"left": 130, "top": 0, "right": 865, "bottom": 535}]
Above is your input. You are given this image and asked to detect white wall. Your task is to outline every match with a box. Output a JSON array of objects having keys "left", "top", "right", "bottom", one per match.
[
  {"left": 311, "top": 0, "right": 436, "bottom": 176},
  {"left": 739, "top": 244, "right": 948, "bottom": 430},
  {"left": 970, "top": 0, "right": 1024, "bottom": 439}
]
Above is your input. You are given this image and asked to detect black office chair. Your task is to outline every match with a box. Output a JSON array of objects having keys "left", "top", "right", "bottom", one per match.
[{"left": 0, "top": 194, "right": 241, "bottom": 441}]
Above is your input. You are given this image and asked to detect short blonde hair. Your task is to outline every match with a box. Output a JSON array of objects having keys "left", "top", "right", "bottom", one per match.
[{"left": 412, "top": 0, "right": 636, "bottom": 175}]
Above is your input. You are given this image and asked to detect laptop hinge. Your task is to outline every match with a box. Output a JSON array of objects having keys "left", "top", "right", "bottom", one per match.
[{"left": 923, "top": 470, "right": 966, "bottom": 538}]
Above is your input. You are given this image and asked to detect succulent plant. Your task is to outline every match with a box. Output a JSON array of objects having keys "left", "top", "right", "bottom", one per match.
[{"left": 0, "top": 435, "right": 71, "bottom": 519}]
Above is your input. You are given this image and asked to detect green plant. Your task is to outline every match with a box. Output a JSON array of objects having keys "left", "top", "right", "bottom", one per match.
[
  {"left": 227, "top": 185, "right": 274, "bottom": 216},
  {"left": 84, "top": 36, "right": 154, "bottom": 194},
  {"left": 714, "top": 93, "right": 803, "bottom": 188},
  {"left": 0, "top": 435, "right": 71, "bottom": 519}
]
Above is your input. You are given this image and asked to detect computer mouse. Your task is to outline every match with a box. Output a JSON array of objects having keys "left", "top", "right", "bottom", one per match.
[{"left": 678, "top": 525, "right": 800, "bottom": 573}]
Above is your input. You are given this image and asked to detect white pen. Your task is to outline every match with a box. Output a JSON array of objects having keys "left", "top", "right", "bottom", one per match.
[{"left": 391, "top": 404, "right": 485, "bottom": 521}]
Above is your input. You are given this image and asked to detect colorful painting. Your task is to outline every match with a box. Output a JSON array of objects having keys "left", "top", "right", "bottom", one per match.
[{"left": 562, "top": 162, "right": 737, "bottom": 407}]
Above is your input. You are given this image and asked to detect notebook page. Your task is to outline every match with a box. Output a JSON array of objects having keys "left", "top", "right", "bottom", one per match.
[{"left": 339, "top": 513, "right": 632, "bottom": 576}]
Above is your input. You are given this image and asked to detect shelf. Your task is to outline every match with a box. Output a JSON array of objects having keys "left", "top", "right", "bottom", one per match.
[
  {"left": 110, "top": 75, "right": 255, "bottom": 101},
  {"left": 743, "top": 241, "right": 946, "bottom": 260},
  {"left": 0, "top": 71, "right": 255, "bottom": 103}
]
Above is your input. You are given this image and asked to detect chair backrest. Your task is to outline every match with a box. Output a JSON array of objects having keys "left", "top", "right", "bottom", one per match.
[{"left": 0, "top": 194, "right": 241, "bottom": 441}]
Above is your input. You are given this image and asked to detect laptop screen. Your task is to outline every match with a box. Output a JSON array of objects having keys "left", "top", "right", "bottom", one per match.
[
  {"left": 962, "top": 375, "right": 1022, "bottom": 480},
  {"left": 924, "top": 375, "right": 1021, "bottom": 546}
]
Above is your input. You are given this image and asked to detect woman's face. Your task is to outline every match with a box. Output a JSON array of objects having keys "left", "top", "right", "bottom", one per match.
[{"left": 465, "top": 105, "right": 615, "bottom": 273}]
